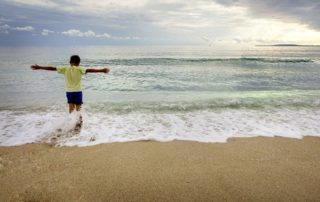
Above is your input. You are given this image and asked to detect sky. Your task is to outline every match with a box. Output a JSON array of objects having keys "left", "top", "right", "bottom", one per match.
[{"left": 0, "top": 0, "right": 320, "bottom": 46}]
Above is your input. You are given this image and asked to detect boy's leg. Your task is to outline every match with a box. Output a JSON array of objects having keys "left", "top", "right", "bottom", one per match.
[
  {"left": 69, "top": 104, "right": 75, "bottom": 113},
  {"left": 76, "top": 104, "right": 83, "bottom": 126},
  {"left": 76, "top": 104, "right": 81, "bottom": 111}
]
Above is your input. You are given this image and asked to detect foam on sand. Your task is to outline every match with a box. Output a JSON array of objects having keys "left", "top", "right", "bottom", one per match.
[{"left": 1, "top": 108, "right": 320, "bottom": 147}]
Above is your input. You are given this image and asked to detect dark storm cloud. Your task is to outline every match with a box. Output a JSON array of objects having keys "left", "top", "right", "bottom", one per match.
[{"left": 215, "top": 0, "right": 320, "bottom": 29}]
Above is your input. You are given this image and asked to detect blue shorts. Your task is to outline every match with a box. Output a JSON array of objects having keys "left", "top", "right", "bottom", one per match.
[{"left": 66, "top": 92, "right": 83, "bottom": 105}]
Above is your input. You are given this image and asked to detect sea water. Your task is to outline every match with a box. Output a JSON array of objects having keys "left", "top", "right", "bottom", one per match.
[{"left": 0, "top": 46, "right": 319, "bottom": 146}]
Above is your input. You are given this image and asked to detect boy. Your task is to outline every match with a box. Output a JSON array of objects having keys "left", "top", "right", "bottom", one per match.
[{"left": 31, "top": 55, "right": 110, "bottom": 114}]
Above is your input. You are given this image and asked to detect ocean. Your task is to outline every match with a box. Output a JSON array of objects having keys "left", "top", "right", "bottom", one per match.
[{"left": 0, "top": 46, "right": 320, "bottom": 146}]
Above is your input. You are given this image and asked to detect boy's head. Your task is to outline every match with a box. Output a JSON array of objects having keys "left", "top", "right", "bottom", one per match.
[{"left": 70, "top": 55, "right": 81, "bottom": 66}]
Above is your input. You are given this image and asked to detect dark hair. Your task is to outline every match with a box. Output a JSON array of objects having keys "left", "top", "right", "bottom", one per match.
[{"left": 70, "top": 55, "right": 81, "bottom": 65}]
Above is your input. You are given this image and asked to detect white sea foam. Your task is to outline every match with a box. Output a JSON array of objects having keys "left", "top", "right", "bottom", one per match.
[{"left": 0, "top": 108, "right": 320, "bottom": 147}]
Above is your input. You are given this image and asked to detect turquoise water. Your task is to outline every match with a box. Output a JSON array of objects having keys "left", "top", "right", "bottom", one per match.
[{"left": 0, "top": 46, "right": 319, "bottom": 146}]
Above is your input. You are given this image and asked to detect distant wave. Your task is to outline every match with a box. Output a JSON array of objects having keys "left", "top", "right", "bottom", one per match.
[
  {"left": 2, "top": 99, "right": 319, "bottom": 113},
  {"left": 85, "top": 101, "right": 320, "bottom": 113},
  {"left": 83, "top": 57, "right": 314, "bottom": 66}
]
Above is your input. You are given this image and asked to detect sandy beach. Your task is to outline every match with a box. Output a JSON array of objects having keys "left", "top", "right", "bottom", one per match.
[{"left": 1, "top": 137, "right": 320, "bottom": 202}]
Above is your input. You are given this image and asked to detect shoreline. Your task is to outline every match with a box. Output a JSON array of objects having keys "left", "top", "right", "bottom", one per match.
[{"left": 1, "top": 136, "right": 320, "bottom": 201}]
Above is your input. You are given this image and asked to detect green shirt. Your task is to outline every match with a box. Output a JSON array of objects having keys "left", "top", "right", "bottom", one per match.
[{"left": 57, "top": 66, "right": 86, "bottom": 92}]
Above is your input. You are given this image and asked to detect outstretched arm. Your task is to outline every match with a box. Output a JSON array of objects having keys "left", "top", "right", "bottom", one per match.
[
  {"left": 31, "top": 64, "right": 57, "bottom": 71},
  {"left": 86, "top": 68, "right": 110, "bottom": 74}
]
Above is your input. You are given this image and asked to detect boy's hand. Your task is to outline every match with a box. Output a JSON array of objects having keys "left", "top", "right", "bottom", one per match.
[
  {"left": 31, "top": 64, "right": 40, "bottom": 70},
  {"left": 102, "top": 68, "right": 110, "bottom": 73}
]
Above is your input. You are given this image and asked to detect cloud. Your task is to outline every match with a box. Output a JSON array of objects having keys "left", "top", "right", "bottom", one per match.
[
  {"left": 0, "top": 16, "right": 12, "bottom": 22},
  {"left": 214, "top": 0, "right": 320, "bottom": 30},
  {"left": 3, "top": 0, "right": 320, "bottom": 31},
  {"left": 41, "top": 29, "right": 54, "bottom": 35},
  {"left": 11, "top": 26, "right": 34, "bottom": 31},
  {"left": 1, "top": 0, "right": 320, "bottom": 45},
  {"left": 61, "top": 29, "right": 139, "bottom": 40},
  {"left": 112, "top": 36, "right": 140, "bottom": 40},
  {"left": 62, "top": 29, "right": 101, "bottom": 37},
  {"left": 0, "top": 24, "right": 10, "bottom": 34},
  {"left": 4, "top": 0, "right": 58, "bottom": 8},
  {"left": 5, "top": 0, "right": 147, "bottom": 11},
  {"left": 96, "top": 33, "right": 111, "bottom": 38},
  {"left": 5, "top": 0, "right": 319, "bottom": 32},
  {"left": 0, "top": 23, "right": 35, "bottom": 34},
  {"left": 3, "top": 0, "right": 228, "bottom": 29}
]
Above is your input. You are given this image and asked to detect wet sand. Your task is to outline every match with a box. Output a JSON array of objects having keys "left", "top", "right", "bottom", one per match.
[{"left": 1, "top": 137, "right": 320, "bottom": 201}]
